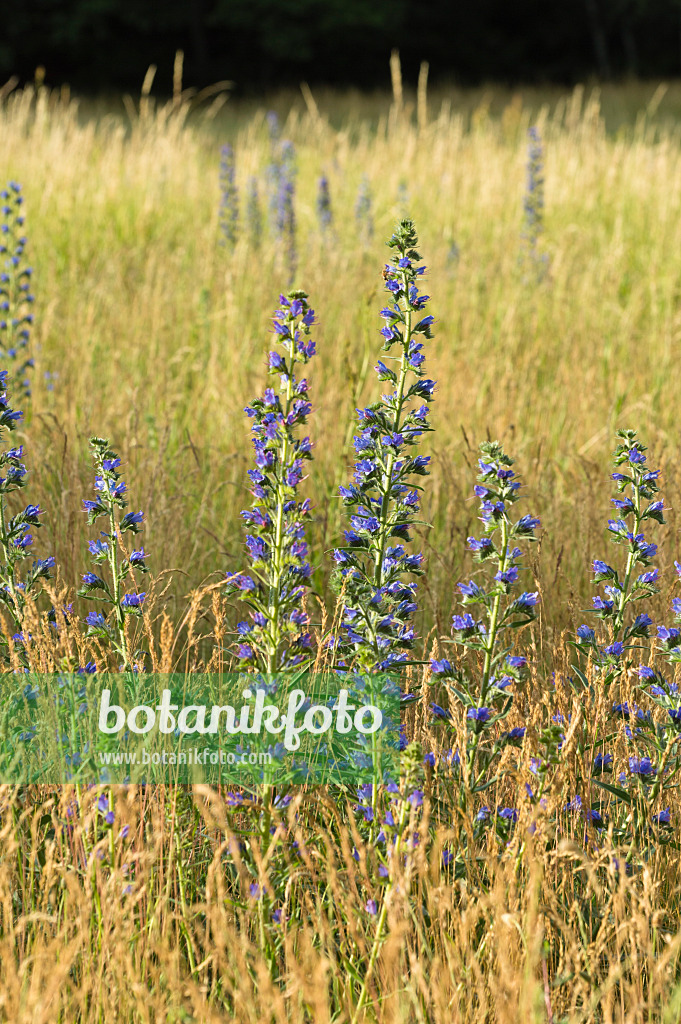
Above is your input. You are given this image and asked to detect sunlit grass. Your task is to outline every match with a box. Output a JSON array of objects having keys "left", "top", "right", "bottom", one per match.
[{"left": 2, "top": 74, "right": 681, "bottom": 1021}]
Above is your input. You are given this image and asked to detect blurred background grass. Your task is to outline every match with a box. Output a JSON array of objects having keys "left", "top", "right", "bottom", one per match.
[{"left": 2, "top": 76, "right": 681, "bottom": 654}]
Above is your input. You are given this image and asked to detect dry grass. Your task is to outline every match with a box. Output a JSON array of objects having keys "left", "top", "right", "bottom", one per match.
[
  {"left": 4, "top": 640, "right": 681, "bottom": 1024},
  {"left": 3, "top": 77, "right": 681, "bottom": 645},
  {"left": 2, "top": 73, "right": 681, "bottom": 1020}
]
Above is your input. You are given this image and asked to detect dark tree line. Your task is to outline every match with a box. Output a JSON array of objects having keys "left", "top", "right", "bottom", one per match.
[{"left": 1, "top": 0, "right": 680, "bottom": 94}]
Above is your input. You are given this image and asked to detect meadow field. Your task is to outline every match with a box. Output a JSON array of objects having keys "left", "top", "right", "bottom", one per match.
[{"left": 2, "top": 69, "right": 681, "bottom": 1021}]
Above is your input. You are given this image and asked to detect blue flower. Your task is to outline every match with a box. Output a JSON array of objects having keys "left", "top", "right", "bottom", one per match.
[
  {"left": 81, "top": 572, "right": 106, "bottom": 590},
  {"left": 468, "top": 536, "right": 492, "bottom": 553},
  {"left": 516, "top": 514, "right": 540, "bottom": 533},
  {"left": 626, "top": 610, "right": 655, "bottom": 634},
  {"left": 97, "top": 793, "right": 115, "bottom": 826},
  {"left": 452, "top": 613, "right": 481, "bottom": 635},
  {"left": 458, "top": 579, "right": 484, "bottom": 598},
  {"left": 120, "top": 510, "right": 144, "bottom": 532},
  {"left": 467, "top": 707, "right": 491, "bottom": 723},
  {"left": 593, "top": 752, "right": 613, "bottom": 772},
  {"left": 629, "top": 756, "right": 655, "bottom": 777},
  {"left": 514, "top": 592, "right": 539, "bottom": 610},
  {"left": 86, "top": 611, "right": 107, "bottom": 629}
]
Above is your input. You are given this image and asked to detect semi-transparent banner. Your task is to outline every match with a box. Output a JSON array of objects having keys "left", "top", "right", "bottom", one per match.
[{"left": 4, "top": 672, "right": 402, "bottom": 785}]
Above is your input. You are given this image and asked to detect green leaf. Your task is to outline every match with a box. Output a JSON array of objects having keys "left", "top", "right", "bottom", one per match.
[
  {"left": 570, "top": 664, "right": 590, "bottom": 691},
  {"left": 472, "top": 774, "right": 499, "bottom": 793},
  {"left": 592, "top": 779, "right": 632, "bottom": 805}
]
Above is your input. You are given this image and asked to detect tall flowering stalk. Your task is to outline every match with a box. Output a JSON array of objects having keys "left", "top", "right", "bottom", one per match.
[
  {"left": 219, "top": 144, "right": 239, "bottom": 248},
  {"left": 265, "top": 112, "right": 282, "bottom": 236},
  {"left": 430, "top": 443, "right": 539, "bottom": 794},
  {"left": 520, "top": 126, "right": 548, "bottom": 280},
  {"left": 350, "top": 740, "right": 424, "bottom": 1024},
  {"left": 566, "top": 431, "right": 681, "bottom": 859},
  {"left": 355, "top": 176, "right": 374, "bottom": 244},
  {"left": 79, "top": 438, "right": 148, "bottom": 669},
  {"left": 224, "top": 290, "right": 315, "bottom": 970},
  {"left": 0, "top": 183, "right": 34, "bottom": 401},
  {"left": 0, "top": 370, "right": 54, "bottom": 658},
  {"left": 332, "top": 220, "right": 434, "bottom": 673},
  {"left": 276, "top": 142, "right": 297, "bottom": 284},
  {"left": 246, "top": 176, "right": 262, "bottom": 248},
  {"left": 573, "top": 430, "right": 661, "bottom": 682},
  {"left": 316, "top": 176, "right": 333, "bottom": 233},
  {"left": 632, "top": 575, "right": 681, "bottom": 849},
  {"left": 226, "top": 291, "right": 316, "bottom": 674},
  {"left": 265, "top": 130, "right": 297, "bottom": 281}
]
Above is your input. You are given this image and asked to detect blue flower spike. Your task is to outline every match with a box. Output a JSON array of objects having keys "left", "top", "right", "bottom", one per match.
[
  {"left": 333, "top": 219, "right": 434, "bottom": 673},
  {"left": 0, "top": 370, "right": 53, "bottom": 661},
  {"left": 79, "top": 437, "right": 149, "bottom": 669},
  {"left": 225, "top": 290, "right": 316, "bottom": 674},
  {"left": 0, "top": 182, "right": 34, "bottom": 401}
]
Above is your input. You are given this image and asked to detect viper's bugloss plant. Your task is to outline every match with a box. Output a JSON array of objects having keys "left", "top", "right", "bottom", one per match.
[
  {"left": 332, "top": 219, "right": 434, "bottom": 673},
  {"left": 350, "top": 740, "right": 425, "bottom": 1024},
  {"left": 0, "top": 370, "right": 53, "bottom": 659},
  {"left": 246, "top": 176, "right": 262, "bottom": 248},
  {"left": 566, "top": 431, "right": 674, "bottom": 857},
  {"left": 265, "top": 114, "right": 281, "bottom": 235},
  {"left": 520, "top": 127, "right": 548, "bottom": 281},
  {"left": 0, "top": 182, "right": 34, "bottom": 401},
  {"left": 317, "top": 176, "right": 333, "bottom": 233},
  {"left": 429, "top": 441, "right": 539, "bottom": 798},
  {"left": 223, "top": 288, "right": 316, "bottom": 966},
  {"left": 265, "top": 132, "right": 297, "bottom": 281},
  {"left": 225, "top": 291, "right": 316, "bottom": 674},
  {"left": 631, "top": 580, "right": 681, "bottom": 847},
  {"left": 219, "top": 144, "right": 238, "bottom": 247},
  {"left": 277, "top": 142, "right": 297, "bottom": 284},
  {"left": 573, "top": 430, "right": 662, "bottom": 679},
  {"left": 355, "top": 175, "right": 374, "bottom": 244},
  {"left": 79, "top": 437, "right": 149, "bottom": 669}
]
